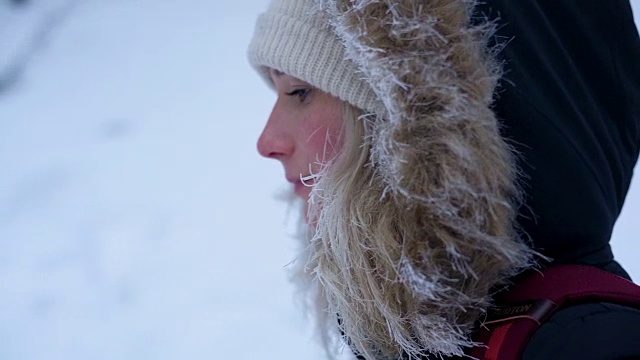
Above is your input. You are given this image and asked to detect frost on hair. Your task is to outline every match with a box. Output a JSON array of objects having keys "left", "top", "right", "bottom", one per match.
[{"left": 289, "top": 1, "right": 535, "bottom": 359}]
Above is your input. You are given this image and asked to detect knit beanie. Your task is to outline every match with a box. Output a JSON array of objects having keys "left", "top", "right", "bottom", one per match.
[{"left": 247, "top": 0, "right": 384, "bottom": 117}]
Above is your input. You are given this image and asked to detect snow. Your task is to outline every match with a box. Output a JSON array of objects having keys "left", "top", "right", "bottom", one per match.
[{"left": 0, "top": 1, "right": 638, "bottom": 359}]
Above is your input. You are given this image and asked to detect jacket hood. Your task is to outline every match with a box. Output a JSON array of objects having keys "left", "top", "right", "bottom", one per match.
[
  {"left": 252, "top": 0, "right": 536, "bottom": 358},
  {"left": 473, "top": 1, "right": 640, "bottom": 274}
]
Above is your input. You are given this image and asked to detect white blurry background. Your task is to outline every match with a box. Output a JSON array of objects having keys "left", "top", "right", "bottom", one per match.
[{"left": 0, "top": 1, "right": 638, "bottom": 359}]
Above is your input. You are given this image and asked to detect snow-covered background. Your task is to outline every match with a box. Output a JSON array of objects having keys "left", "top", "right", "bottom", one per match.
[{"left": 0, "top": 1, "right": 638, "bottom": 359}]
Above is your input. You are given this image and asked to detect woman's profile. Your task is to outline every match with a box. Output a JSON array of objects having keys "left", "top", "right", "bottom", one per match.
[{"left": 248, "top": 1, "right": 640, "bottom": 358}]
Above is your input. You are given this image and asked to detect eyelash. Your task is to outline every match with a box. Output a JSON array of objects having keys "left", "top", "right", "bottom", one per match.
[{"left": 285, "top": 88, "right": 310, "bottom": 102}]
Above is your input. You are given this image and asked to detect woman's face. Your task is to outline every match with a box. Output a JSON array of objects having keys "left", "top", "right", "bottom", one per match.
[{"left": 257, "top": 69, "right": 344, "bottom": 201}]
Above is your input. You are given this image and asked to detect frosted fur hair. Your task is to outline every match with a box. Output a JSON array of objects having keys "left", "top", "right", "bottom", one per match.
[{"left": 251, "top": 0, "right": 535, "bottom": 359}]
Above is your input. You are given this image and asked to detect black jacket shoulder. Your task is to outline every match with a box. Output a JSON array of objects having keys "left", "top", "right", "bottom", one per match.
[{"left": 523, "top": 302, "right": 640, "bottom": 359}]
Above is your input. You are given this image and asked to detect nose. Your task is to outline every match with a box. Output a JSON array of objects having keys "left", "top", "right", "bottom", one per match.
[{"left": 257, "top": 103, "right": 293, "bottom": 160}]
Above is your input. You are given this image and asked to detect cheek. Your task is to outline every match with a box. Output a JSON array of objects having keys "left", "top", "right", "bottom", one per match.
[{"left": 300, "top": 108, "right": 344, "bottom": 163}]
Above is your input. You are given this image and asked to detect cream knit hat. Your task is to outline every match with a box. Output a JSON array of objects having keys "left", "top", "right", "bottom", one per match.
[{"left": 247, "top": 0, "right": 383, "bottom": 116}]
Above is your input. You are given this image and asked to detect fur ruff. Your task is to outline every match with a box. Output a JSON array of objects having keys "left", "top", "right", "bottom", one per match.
[{"left": 290, "top": 1, "right": 535, "bottom": 359}]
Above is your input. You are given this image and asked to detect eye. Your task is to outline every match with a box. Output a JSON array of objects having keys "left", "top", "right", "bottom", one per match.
[{"left": 285, "top": 88, "right": 311, "bottom": 103}]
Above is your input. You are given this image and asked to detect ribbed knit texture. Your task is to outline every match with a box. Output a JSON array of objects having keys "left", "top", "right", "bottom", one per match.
[{"left": 247, "top": 0, "right": 384, "bottom": 117}]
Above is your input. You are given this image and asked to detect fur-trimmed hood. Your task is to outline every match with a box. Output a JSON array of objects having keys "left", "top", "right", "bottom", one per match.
[{"left": 251, "top": 0, "right": 536, "bottom": 359}]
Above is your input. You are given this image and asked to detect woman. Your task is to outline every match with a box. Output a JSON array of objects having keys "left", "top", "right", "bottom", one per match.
[{"left": 248, "top": 0, "right": 640, "bottom": 359}]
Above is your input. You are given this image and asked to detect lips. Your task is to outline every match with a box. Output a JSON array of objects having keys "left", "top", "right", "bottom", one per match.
[{"left": 293, "top": 182, "right": 306, "bottom": 196}]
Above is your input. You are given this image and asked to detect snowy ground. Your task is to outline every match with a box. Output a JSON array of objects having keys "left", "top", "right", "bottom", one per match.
[{"left": 0, "top": 1, "right": 638, "bottom": 359}]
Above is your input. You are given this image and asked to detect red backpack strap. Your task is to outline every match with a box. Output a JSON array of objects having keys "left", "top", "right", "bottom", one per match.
[{"left": 468, "top": 264, "right": 640, "bottom": 360}]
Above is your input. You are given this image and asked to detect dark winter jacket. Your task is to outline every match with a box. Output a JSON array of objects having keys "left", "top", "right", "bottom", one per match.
[{"left": 475, "top": 0, "right": 640, "bottom": 358}]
